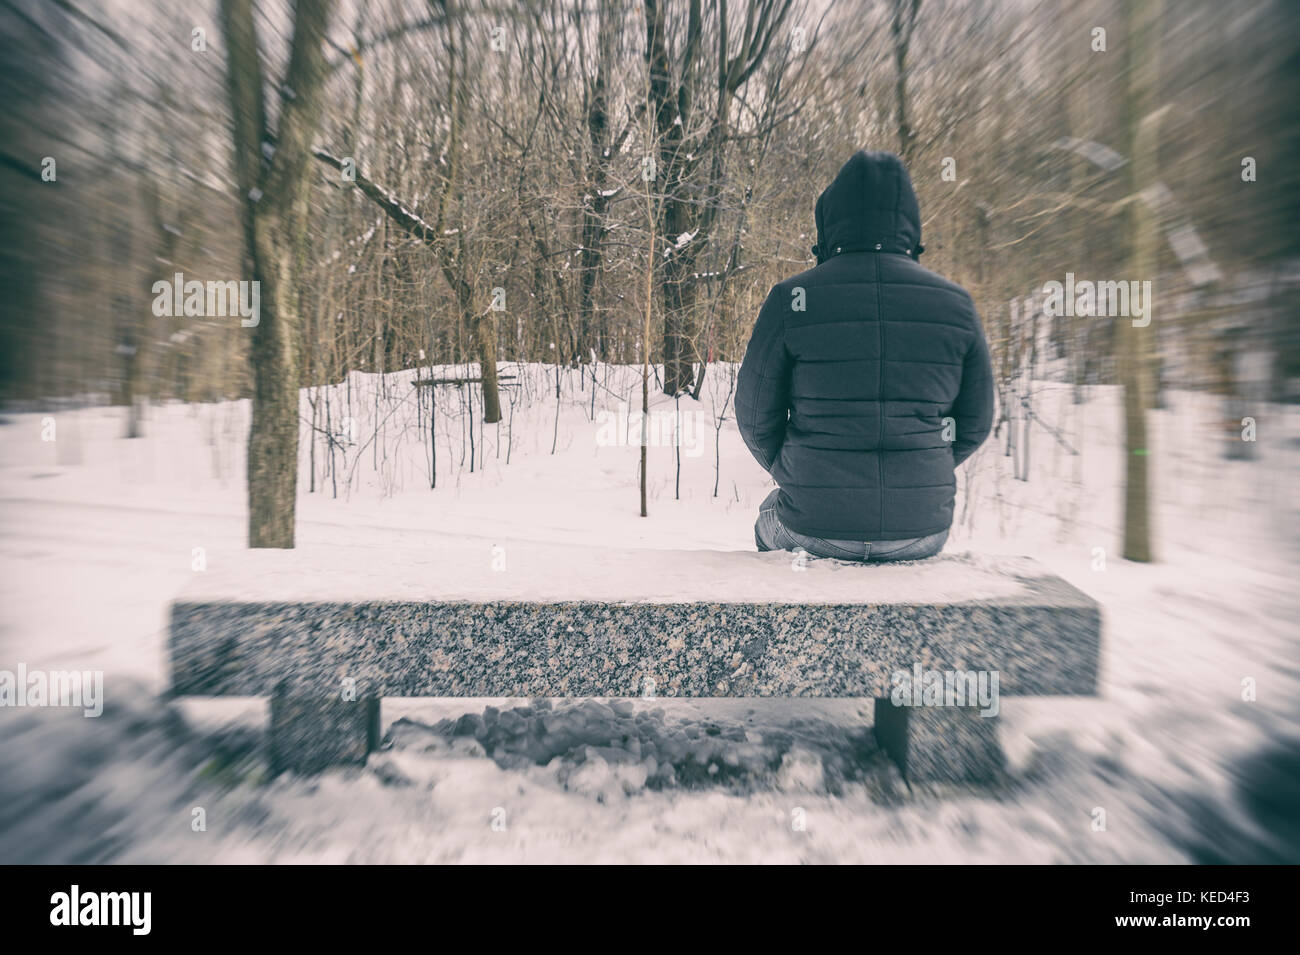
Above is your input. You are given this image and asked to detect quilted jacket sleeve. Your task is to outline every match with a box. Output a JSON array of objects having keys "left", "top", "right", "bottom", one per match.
[
  {"left": 735, "top": 286, "right": 793, "bottom": 472},
  {"left": 950, "top": 301, "right": 995, "bottom": 466}
]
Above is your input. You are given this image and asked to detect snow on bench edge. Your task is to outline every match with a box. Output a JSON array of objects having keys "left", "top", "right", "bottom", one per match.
[{"left": 175, "top": 546, "right": 1086, "bottom": 607}]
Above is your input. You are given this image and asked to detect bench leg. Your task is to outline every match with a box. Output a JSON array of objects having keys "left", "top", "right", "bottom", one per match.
[
  {"left": 873, "top": 699, "right": 1004, "bottom": 784},
  {"left": 269, "top": 689, "right": 380, "bottom": 775}
]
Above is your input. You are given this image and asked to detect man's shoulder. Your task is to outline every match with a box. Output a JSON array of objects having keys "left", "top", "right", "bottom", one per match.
[
  {"left": 883, "top": 256, "right": 975, "bottom": 303},
  {"left": 769, "top": 262, "right": 825, "bottom": 295},
  {"left": 775, "top": 256, "right": 972, "bottom": 297},
  {"left": 756, "top": 264, "right": 825, "bottom": 324},
  {"left": 763, "top": 261, "right": 854, "bottom": 320},
  {"left": 767, "top": 256, "right": 979, "bottom": 326}
]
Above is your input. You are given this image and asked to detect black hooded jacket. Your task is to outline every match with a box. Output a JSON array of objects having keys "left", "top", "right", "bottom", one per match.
[{"left": 736, "top": 150, "right": 994, "bottom": 541}]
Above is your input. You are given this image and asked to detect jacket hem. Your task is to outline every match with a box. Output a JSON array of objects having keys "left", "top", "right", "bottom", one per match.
[{"left": 779, "top": 516, "right": 953, "bottom": 542}]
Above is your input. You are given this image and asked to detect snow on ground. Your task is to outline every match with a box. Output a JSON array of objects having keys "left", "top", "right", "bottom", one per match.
[{"left": 1, "top": 364, "right": 1297, "bottom": 863}]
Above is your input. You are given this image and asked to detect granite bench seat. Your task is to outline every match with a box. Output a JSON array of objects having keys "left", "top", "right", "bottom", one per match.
[{"left": 168, "top": 546, "right": 1102, "bottom": 781}]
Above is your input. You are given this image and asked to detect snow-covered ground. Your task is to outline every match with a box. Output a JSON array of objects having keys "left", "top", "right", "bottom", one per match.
[{"left": 1, "top": 364, "right": 1297, "bottom": 863}]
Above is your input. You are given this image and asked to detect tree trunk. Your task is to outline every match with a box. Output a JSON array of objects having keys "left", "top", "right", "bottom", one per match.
[
  {"left": 221, "top": 0, "right": 335, "bottom": 549},
  {"left": 644, "top": 0, "right": 791, "bottom": 397},
  {"left": 1119, "top": 0, "right": 1161, "bottom": 562},
  {"left": 891, "top": 0, "right": 922, "bottom": 166},
  {"left": 641, "top": 166, "right": 656, "bottom": 517},
  {"left": 576, "top": 0, "right": 620, "bottom": 360},
  {"left": 474, "top": 314, "right": 502, "bottom": 424},
  {"left": 662, "top": 248, "right": 700, "bottom": 396},
  {"left": 246, "top": 233, "right": 300, "bottom": 548}
]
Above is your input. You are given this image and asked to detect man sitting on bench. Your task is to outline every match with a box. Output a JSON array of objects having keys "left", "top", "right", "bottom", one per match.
[{"left": 737, "top": 149, "right": 995, "bottom": 563}]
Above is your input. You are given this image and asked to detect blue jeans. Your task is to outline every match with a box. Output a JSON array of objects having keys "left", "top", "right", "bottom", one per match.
[{"left": 754, "top": 489, "right": 948, "bottom": 562}]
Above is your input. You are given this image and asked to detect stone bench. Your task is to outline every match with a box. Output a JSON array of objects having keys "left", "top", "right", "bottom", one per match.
[{"left": 168, "top": 546, "right": 1101, "bottom": 782}]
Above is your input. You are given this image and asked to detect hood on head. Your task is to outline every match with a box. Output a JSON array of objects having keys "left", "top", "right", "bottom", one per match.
[{"left": 812, "top": 150, "right": 923, "bottom": 264}]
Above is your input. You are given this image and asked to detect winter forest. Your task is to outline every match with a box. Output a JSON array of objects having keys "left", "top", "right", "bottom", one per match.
[{"left": 0, "top": 0, "right": 1298, "bottom": 867}]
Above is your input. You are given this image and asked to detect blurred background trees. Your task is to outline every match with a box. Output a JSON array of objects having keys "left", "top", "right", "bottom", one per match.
[{"left": 1, "top": 0, "right": 1297, "bottom": 549}]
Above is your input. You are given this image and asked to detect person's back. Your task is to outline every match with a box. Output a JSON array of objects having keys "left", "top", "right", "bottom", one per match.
[{"left": 737, "top": 149, "right": 994, "bottom": 562}]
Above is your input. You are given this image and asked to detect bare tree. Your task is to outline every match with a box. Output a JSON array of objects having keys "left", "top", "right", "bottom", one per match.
[
  {"left": 1118, "top": 0, "right": 1162, "bottom": 562},
  {"left": 890, "top": 0, "right": 922, "bottom": 165},
  {"left": 644, "top": 0, "right": 794, "bottom": 396},
  {"left": 221, "top": 0, "right": 336, "bottom": 548}
]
